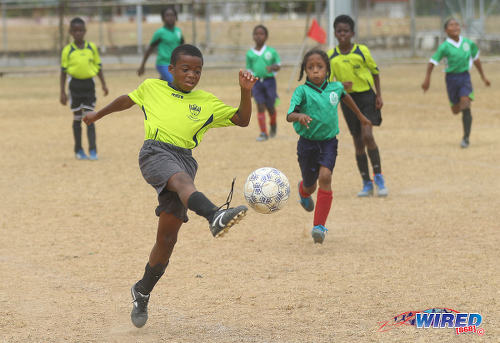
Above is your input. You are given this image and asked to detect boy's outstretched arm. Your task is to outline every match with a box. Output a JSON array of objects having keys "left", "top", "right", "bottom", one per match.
[
  {"left": 287, "top": 112, "right": 312, "bottom": 129},
  {"left": 231, "top": 70, "right": 258, "bottom": 127},
  {"left": 421, "top": 63, "right": 434, "bottom": 92},
  {"left": 473, "top": 59, "right": 491, "bottom": 86},
  {"left": 83, "top": 95, "right": 135, "bottom": 125},
  {"left": 342, "top": 94, "right": 372, "bottom": 127}
]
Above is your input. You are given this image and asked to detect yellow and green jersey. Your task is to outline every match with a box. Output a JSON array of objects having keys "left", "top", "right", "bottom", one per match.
[
  {"left": 327, "top": 44, "right": 379, "bottom": 93},
  {"left": 61, "top": 41, "right": 102, "bottom": 79},
  {"left": 246, "top": 45, "right": 281, "bottom": 79},
  {"left": 128, "top": 79, "right": 238, "bottom": 149},
  {"left": 430, "top": 36, "right": 479, "bottom": 73}
]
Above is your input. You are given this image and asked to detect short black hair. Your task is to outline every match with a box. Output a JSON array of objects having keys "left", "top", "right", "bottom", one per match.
[
  {"left": 298, "top": 49, "right": 330, "bottom": 82},
  {"left": 444, "top": 17, "right": 458, "bottom": 30},
  {"left": 253, "top": 24, "right": 268, "bottom": 37},
  {"left": 70, "top": 17, "right": 85, "bottom": 27},
  {"left": 334, "top": 14, "right": 355, "bottom": 31},
  {"left": 161, "top": 6, "right": 177, "bottom": 20},
  {"left": 171, "top": 44, "right": 203, "bottom": 66}
]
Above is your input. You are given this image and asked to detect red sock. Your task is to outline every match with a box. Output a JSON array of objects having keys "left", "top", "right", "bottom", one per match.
[
  {"left": 270, "top": 111, "right": 277, "bottom": 126},
  {"left": 257, "top": 112, "right": 267, "bottom": 134},
  {"left": 299, "top": 181, "right": 311, "bottom": 198},
  {"left": 313, "top": 188, "right": 333, "bottom": 226}
]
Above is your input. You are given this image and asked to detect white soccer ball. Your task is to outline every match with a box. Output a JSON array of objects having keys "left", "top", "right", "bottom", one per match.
[{"left": 244, "top": 167, "right": 290, "bottom": 214}]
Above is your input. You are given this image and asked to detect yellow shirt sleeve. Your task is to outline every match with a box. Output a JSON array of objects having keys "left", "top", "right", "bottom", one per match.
[
  {"left": 90, "top": 42, "right": 102, "bottom": 70},
  {"left": 207, "top": 94, "right": 237, "bottom": 128},
  {"left": 60, "top": 45, "right": 70, "bottom": 71},
  {"left": 128, "top": 81, "right": 146, "bottom": 107},
  {"left": 360, "top": 45, "right": 379, "bottom": 75}
]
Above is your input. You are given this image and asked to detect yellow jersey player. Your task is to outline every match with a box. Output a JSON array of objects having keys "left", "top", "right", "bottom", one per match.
[{"left": 83, "top": 44, "right": 257, "bottom": 328}]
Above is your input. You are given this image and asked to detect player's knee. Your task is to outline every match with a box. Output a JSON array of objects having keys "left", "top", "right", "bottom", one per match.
[
  {"left": 158, "top": 231, "right": 178, "bottom": 248},
  {"left": 73, "top": 110, "right": 83, "bottom": 121},
  {"left": 318, "top": 173, "right": 332, "bottom": 187}
]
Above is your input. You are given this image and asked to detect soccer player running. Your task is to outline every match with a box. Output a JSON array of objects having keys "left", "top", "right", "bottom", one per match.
[
  {"left": 84, "top": 45, "right": 257, "bottom": 328},
  {"left": 422, "top": 18, "right": 490, "bottom": 148},
  {"left": 246, "top": 25, "right": 281, "bottom": 141},
  {"left": 288, "top": 49, "right": 371, "bottom": 244},
  {"left": 327, "top": 15, "right": 388, "bottom": 197}
]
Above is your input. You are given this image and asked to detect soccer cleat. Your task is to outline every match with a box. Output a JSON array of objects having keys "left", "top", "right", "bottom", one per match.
[
  {"left": 374, "top": 174, "right": 388, "bottom": 197},
  {"left": 270, "top": 124, "right": 277, "bottom": 138},
  {"left": 89, "top": 149, "right": 98, "bottom": 160},
  {"left": 256, "top": 132, "right": 268, "bottom": 142},
  {"left": 75, "top": 149, "right": 89, "bottom": 160},
  {"left": 357, "top": 180, "right": 374, "bottom": 197},
  {"left": 209, "top": 205, "right": 247, "bottom": 237},
  {"left": 460, "top": 138, "right": 469, "bottom": 148},
  {"left": 311, "top": 225, "right": 328, "bottom": 244},
  {"left": 131, "top": 283, "right": 150, "bottom": 328},
  {"left": 298, "top": 181, "right": 314, "bottom": 212}
]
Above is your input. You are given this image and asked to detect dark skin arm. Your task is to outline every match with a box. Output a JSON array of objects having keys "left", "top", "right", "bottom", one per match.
[
  {"left": 60, "top": 70, "right": 68, "bottom": 105},
  {"left": 473, "top": 58, "right": 491, "bottom": 86},
  {"left": 83, "top": 95, "right": 135, "bottom": 125},
  {"left": 421, "top": 62, "right": 435, "bottom": 92},
  {"left": 96, "top": 69, "right": 109, "bottom": 96},
  {"left": 137, "top": 41, "right": 160, "bottom": 76},
  {"left": 287, "top": 95, "right": 372, "bottom": 129},
  {"left": 265, "top": 64, "right": 281, "bottom": 73},
  {"left": 373, "top": 74, "right": 383, "bottom": 109},
  {"left": 230, "top": 70, "right": 258, "bottom": 127}
]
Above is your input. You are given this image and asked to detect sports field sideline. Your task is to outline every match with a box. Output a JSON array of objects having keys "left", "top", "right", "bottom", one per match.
[{"left": 0, "top": 63, "right": 499, "bottom": 342}]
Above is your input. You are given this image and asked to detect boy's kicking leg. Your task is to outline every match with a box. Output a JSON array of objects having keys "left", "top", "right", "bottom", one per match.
[
  {"left": 256, "top": 103, "right": 269, "bottom": 141},
  {"left": 168, "top": 172, "right": 247, "bottom": 237},
  {"left": 131, "top": 212, "right": 182, "bottom": 328},
  {"left": 266, "top": 103, "right": 277, "bottom": 138},
  {"left": 452, "top": 96, "right": 472, "bottom": 148}
]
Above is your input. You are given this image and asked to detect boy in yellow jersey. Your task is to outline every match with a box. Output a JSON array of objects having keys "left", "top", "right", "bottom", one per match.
[
  {"left": 83, "top": 44, "right": 257, "bottom": 328},
  {"left": 60, "top": 17, "right": 108, "bottom": 160},
  {"left": 327, "top": 15, "right": 388, "bottom": 197}
]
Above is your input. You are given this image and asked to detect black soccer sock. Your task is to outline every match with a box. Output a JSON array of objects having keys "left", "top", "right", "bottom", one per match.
[
  {"left": 462, "top": 108, "right": 472, "bottom": 139},
  {"left": 187, "top": 191, "right": 218, "bottom": 221},
  {"left": 87, "top": 123, "right": 96, "bottom": 151},
  {"left": 135, "top": 262, "right": 167, "bottom": 295},
  {"left": 367, "top": 147, "right": 382, "bottom": 175},
  {"left": 356, "top": 153, "right": 371, "bottom": 181},
  {"left": 72, "top": 120, "right": 82, "bottom": 153}
]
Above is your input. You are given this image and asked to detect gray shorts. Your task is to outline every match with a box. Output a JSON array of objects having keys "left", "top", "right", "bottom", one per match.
[{"left": 139, "top": 140, "right": 198, "bottom": 222}]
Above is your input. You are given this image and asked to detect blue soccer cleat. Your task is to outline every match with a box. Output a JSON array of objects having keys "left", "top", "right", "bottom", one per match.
[
  {"left": 357, "top": 180, "right": 374, "bottom": 197},
  {"left": 311, "top": 225, "right": 328, "bottom": 244},
  {"left": 374, "top": 173, "right": 388, "bottom": 197},
  {"left": 298, "top": 182, "right": 314, "bottom": 212},
  {"left": 89, "top": 149, "right": 98, "bottom": 160},
  {"left": 75, "top": 149, "right": 89, "bottom": 160}
]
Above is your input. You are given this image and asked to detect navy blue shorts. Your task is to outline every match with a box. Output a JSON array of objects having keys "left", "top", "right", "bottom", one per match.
[
  {"left": 297, "top": 136, "right": 338, "bottom": 188},
  {"left": 445, "top": 71, "right": 474, "bottom": 105},
  {"left": 252, "top": 77, "right": 277, "bottom": 109}
]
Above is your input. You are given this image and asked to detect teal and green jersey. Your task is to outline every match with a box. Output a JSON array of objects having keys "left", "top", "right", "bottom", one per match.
[
  {"left": 246, "top": 45, "right": 281, "bottom": 79},
  {"left": 128, "top": 79, "right": 238, "bottom": 149},
  {"left": 150, "top": 26, "right": 183, "bottom": 65},
  {"left": 287, "top": 80, "right": 346, "bottom": 141},
  {"left": 327, "top": 43, "right": 379, "bottom": 93},
  {"left": 61, "top": 41, "right": 102, "bottom": 79},
  {"left": 430, "top": 36, "right": 479, "bottom": 73}
]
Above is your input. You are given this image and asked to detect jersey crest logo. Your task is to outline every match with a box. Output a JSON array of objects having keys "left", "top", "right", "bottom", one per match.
[
  {"left": 329, "top": 92, "right": 339, "bottom": 106},
  {"left": 189, "top": 104, "right": 201, "bottom": 116},
  {"left": 463, "top": 42, "right": 470, "bottom": 51},
  {"left": 265, "top": 51, "right": 272, "bottom": 60}
]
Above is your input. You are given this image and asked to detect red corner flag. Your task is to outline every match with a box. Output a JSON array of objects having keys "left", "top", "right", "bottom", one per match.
[{"left": 307, "top": 19, "right": 326, "bottom": 44}]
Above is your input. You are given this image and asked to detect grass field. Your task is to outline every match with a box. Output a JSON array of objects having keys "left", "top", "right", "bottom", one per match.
[{"left": 1, "top": 63, "right": 499, "bottom": 342}]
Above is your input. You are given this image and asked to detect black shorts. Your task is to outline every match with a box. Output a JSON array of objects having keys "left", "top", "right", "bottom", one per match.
[
  {"left": 69, "top": 77, "right": 96, "bottom": 112},
  {"left": 139, "top": 140, "right": 198, "bottom": 222},
  {"left": 297, "top": 136, "right": 338, "bottom": 188},
  {"left": 340, "top": 89, "right": 382, "bottom": 137}
]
